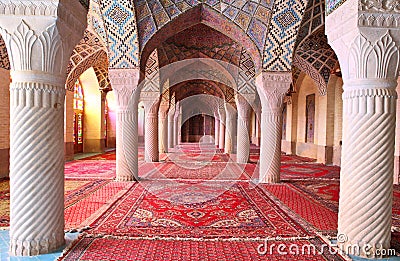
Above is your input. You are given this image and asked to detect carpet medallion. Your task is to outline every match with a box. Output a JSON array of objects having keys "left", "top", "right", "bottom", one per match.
[
  {"left": 90, "top": 181, "right": 308, "bottom": 239},
  {"left": 65, "top": 160, "right": 116, "bottom": 179},
  {"left": 145, "top": 162, "right": 249, "bottom": 180}
]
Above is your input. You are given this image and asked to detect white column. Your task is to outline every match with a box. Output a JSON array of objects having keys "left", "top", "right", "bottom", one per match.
[
  {"left": 0, "top": 2, "right": 86, "bottom": 255},
  {"left": 326, "top": 1, "right": 400, "bottom": 256},
  {"left": 256, "top": 72, "right": 291, "bottom": 183},
  {"left": 235, "top": 95, "right": 252, "bottom": 163},
  {"left": 224, "top": 102, "right": 237, "bottom": 154},
  {"left": 218, "top": 105, "right": 226, "bottom": 150},
  {"left": 168, "top": 105, "right": 175, "bottom": 149},
  {"left": 109, "top": 69, "right": 140, "bottom": 181},
  {"left": 143, "top": 96, "right": 160, "bottom": 162},
  {"left": 173, "top": 101, "right": 181, "bottom": 147},
  {"left": 159, "top": 104, "right": 169, "bottom": 153},
  {"left": 214, "top": 112, "right": 220, "bottom": 147}
]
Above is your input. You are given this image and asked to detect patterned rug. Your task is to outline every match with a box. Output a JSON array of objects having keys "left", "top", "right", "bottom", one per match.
[
  {"left": 260, "top": 183, "right": 338, "bottom": 236},
  {"left": 90, "top": 181, "right": 308, "bottom": 239},
  {"left": 0, "top": 178, "right": 132, "bottom": 230},
  {"left": 244, "top": 163, "right": 340, "bottom": 180},
  {"left": 145, "top": 162, "right": 250, "bottom": 180},
  {"left": 65, "top": 181, "right": 134, "bottom": 230},
  {"left": 60, "top": 236, "right": 344, "bottom": 261},
  {"left": 65, "top": 160, "right": 116, "bottom": 179}
]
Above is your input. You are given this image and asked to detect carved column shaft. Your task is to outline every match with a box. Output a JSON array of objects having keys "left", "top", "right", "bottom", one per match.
[
  {"left": 236, "top": 95, "right": 252, "bottom": 163},
  {"left": 218, "top": 106, "right": 226, "bottom": 150},
  {"left": 326, "top": 1, "right": 400, "bottom": 256},
  {"left": 174, "top": 101, "right": 181, "bottom": 147},
  {"left": 224, "top": 103, "right": 237, "bottom": 154},
  {"left": 109, "top": 69, "right": 140, "bottom": 181},
  {"left": 143, "top": 97, "right": 160, "bottom": 162},
  {"left": 159, "top": 106, "right": 169, "bottom": 153},
  {"left": 214, "top": 113, "right": 220, "bottom": 147},
  {"left": 0, "top": 2, "right": 87, "bottom": 256},
  {"left": 256, "top": 72, "right": 291, "bottom": 183}
]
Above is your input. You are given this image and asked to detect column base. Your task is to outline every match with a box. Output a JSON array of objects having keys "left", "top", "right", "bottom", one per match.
[
  {"left": 317, "top": 145, "right": 333, "bottom": 164},
  {"left": 116, "top": 175, "right": 139, "bottom": 182},
  {"left": 10, "top": 233, "right": 64, "bottom": 256},
  {"left": 64, "top": 142, "right": 74, "bottom": 162},
  {"left": 281, "top": 140, "right": 296, "bottom": 155},
  {"left": 333, "top": 145, "right": 342, "bottom": 166}
]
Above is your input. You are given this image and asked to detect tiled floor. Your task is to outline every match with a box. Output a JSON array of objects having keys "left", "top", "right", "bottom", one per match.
[{"left": 0, "top": 230, "right": 80, "bottom": 261}]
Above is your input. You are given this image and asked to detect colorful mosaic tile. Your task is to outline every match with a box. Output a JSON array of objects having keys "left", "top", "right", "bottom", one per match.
[
  {"left": 99, "top": 0, "right": 139, "bottom": 68},
  {"left": 263, "top": 0, "right": 308, "bottom": 71},
  {"left": 326, "top": 0, "right": 347, "bottom": 15}
]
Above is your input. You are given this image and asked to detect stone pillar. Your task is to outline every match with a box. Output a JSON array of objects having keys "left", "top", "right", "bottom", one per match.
[
  {"left": 224, "top": 102, "right": 237, "bottom": 154},
  {"left": 214, "top": 112, "right": 220, "bottom": 147},
  {"left": 174, "top": 101, "right": 181, "bottom": 147},
  {"left": 159, "top": 104, "right": 169, "bottom": 153},
  {"left": 108, "top": 68, "right": 141, "bottom": 181},
  {"left": 326, "top": 1, "right": 400, "bottom": 256},
  {"left": 218, "top": 105, "right": 226, "bottom": 150},
  {"left": 168, "top": 104, "right": 175, "bottom": 149},
  {"left": 235, "top": 95, "right": 252, "bottom": 163},
  {"left": 0, "top": 1, "right": 86, "bottom": 255},
  {"left": 255, "top": 106, "right": 261, "bottom": 146},
  {"left": 143, "top": 96, "right": 160, "bottom": 162},
  {"left": 256, "top": 72, "right": 291, "bottom": 183}
]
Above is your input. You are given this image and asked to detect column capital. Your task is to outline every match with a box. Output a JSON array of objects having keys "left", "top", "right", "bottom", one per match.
[
  {"left": 256, "top": 71, "right": 291, "bottom": 113},
  {"left": 0, "top": 1, "right": 86, "bottom": 77},
  {"left": 109, "top": 68, "right": 141, "bottom": 111},
  {"left": 326, "top": 0, "right": 400, "bottom": 82}
]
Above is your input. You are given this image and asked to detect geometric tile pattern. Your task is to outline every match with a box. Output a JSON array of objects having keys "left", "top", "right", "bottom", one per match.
[
  {"left": 263, "top": 0, "right": 308, "bottom": 71},
  {"left": 0, "top": 34, "right": 9, "bottom": 70},
  {"left": 142, "top": 48, "right": 160, "bottom": 92},
  {"left": 293, "top": 54, "right": 327, "bottom": 95},
  {"left": 66, "top": 30, "right": 109, "bottom": 91},
  {"left": 326, "top": 0, "right": 347, "bottom": 15},
  {"left": 294, "top": 28, "right": 338, "bottom": 95},
  {"left": 99, "top": 0, "right": 139, "bottom": 68},
  {"left": 88, "top": 0, "right": 108, "bottom": 46},
  {"left": 157, "top": 24, "right": 242, "bottom": 68},
  {"left": 172, "top": 80, "right": 225, "bottom": 101},
  {"left": 294, "top": 0, "right": 325, "bottom": 49},
  {"left": 237, "top": 48, "right": 256, "bottom": 94},
  {"left": 291, "top": 66, "right": 302, "bottom": 91},
  {"left": 134, "top": 1, "right": 273, "bottom": 55},
  {"left": 79, "top": 0, "right": 90, "bottom": 10},
  {"left": 93, "top": 66, "right": 111, "bottom": 91}
]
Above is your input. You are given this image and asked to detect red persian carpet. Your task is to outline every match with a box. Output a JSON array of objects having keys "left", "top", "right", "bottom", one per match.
[
  {"left": 145, "top": 162, "right": 250, "bottom": 180},
  {"left": 60, "top": 236, "right": 344, "bottom": 261},
  {"left": 261, "top": 183, "right": 338, "bottom": 235},
  {"left": 244, "top": 163, "right": 340, "bottom": 180},
  {"left": 65, "top": 181, "right": 134, "bottom": 230},
  {"left": 65, "top": 160, "right": 116, "bottom": 179},
  {"left": 90, "top": 181, "right": 308, "bottom": 239}
]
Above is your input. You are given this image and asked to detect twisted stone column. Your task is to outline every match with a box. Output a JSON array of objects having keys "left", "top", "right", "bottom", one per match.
[
  {"left": 214, "top": 112, "right": 220, "bottom": 147},
  {"left": 224, "top": 102, "right": 237, "bottom": 154},
  {"left": 218, "top": 106, "right": 226, "bottom": 150},
  {"left": 235, "top": 95, "right": 252, "bottom": 163},
  {"left": 0, "top": 3, "right": 86, "bottom": 255},
  {"left": 326, "top": 3, "right": 400, "bottom": 256},
  {"left": 256, "top": 72, "right": 291, "bottom": 183},
  {"left": 143, "top": 97, "right": 161, "bottom": 162},
  {"left": 159, "top": 105, "right": 169, "bottom": 153},
  {"left": 109, "top": 69, "right": 140, "bottom": 181},
  {"left": 174, "top": 101, "right": 181, "bottom": 147}
]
